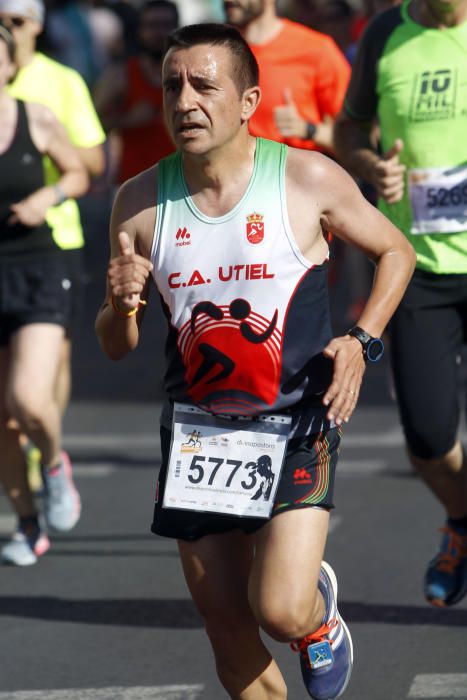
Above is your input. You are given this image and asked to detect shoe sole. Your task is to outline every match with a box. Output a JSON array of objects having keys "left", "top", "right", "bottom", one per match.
[
  {"left": 426, "top": 584, "right": 467, "bottom": 608},
  {"left": 425, "top": 568, "right": 467, "bottom": 608},
  {"left": 321, "top": 561, "right": 354, "bottom": 699}
]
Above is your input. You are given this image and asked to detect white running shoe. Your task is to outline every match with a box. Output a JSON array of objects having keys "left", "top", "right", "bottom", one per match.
[
  {"left": 1, "top": 523, "right": 50, "bottom": 566},
  {"left": 41, "top": 451, "right": 81, "bottom": 532}
]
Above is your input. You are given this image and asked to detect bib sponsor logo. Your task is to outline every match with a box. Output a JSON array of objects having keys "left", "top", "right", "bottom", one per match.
[
  {"left": 246, "top": 212, "right": 264, "bottom": 244},
  {"left": 410, "top": 69, "right": 457, "bottom": 122},
  {"left": 180, "top": 429, "right": 203, "bottom": 453}
]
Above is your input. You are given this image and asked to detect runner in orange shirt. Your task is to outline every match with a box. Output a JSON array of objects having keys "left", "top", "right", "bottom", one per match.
[
  {"left": 94, "top": 0, "right": 178, "bottom": 183},
  {"left": 224, "top": 0, "right": 350, "bottom": 153}
]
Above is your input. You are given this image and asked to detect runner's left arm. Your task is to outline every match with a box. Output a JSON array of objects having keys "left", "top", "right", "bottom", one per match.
[{"left": 302, "top": 152, "right": 416, "bottom": 425}]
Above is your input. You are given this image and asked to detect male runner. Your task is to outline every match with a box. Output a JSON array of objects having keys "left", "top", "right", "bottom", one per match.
[
  {"left": 96, "top": 24, "right": 415, "bottom": 700},
  {"left": 334, "top": 0, "right": 467, "bottom": 608},
  {"left": 223, "top": 0, "right": 350, "bottom": 153},
  {"left": 94, "top": 0, "right": 178, "bottom": 184}
]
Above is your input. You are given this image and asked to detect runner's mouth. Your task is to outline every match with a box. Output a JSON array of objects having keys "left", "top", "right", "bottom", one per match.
[{"left": 178, "top": 124, "right": 205, "bottom": 135}]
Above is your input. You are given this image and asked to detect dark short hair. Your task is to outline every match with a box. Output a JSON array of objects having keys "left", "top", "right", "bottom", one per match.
[
  {"left": 140, "top": 0, "right": 179, "bottom": 26},
  {"left": 165, "top": 23, "right": 259, "bottom": 95},
  {"left": 0, "top": 22, "right": 15, "bottom": 61}
]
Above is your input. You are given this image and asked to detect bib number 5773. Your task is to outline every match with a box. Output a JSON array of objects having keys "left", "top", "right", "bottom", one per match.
[{"left": 188, "top": 455, "right": 257, "bottom": 490}]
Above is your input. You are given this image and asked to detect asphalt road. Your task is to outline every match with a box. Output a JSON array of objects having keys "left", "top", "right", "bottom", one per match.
[{"left": 0, "top": 192, "right": 466, "bottom": 700}]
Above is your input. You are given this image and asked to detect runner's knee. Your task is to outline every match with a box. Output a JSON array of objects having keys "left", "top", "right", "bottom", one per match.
[
  {"left": 253, "top": 592, "right": 322, "bottom": 642},
  {"left": 409, "top": 440, "right": 464, "bottom": 472},
  {"left": 6, "top": 388, "right": 53, "bottom": 432}
]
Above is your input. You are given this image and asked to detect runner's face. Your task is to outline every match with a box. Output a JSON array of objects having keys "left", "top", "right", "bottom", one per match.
[
  {"left": 163, "top": 45, "right": 248, "bottom": 155},
  {"left": 223, "top": 0, "right": 266, "bottom": 27},
  {"left": 139, "top": 6, "right": 177, "bottom": 60},
  {"left": 0, "top": 39, "right": 14, "bottom": 89},
  {"left": 0, "top": 13, "right": 39, "bottom": 53},
  {"left": 422, "top": 0, "right": 467, "bottom": 15}
]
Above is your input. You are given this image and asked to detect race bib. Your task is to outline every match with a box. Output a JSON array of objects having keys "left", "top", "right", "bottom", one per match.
[
  {"left": 163, "top": 403, "right": 291, "bottom": 519},
  {"left": 408, "top": 166, "right": 467, "bottom": 235}
]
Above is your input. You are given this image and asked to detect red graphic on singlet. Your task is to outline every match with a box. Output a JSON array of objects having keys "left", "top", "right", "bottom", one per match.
[
  {"left": 246, "top": 212, "right": 264, "bottom": 245},
  {"left": 177, "top": 298, "right": 282, "bottom": 415}
]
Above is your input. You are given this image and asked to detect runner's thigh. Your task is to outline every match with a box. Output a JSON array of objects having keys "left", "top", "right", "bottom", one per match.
[
  {"left": 390, "top": 271, "right": 465, "bottom": 459},
  {"left": 249, "top": 507, "right": 329, "bottom": 619},
  {"left": 7, "top": 324, "right": 64, "bottom": 405}
]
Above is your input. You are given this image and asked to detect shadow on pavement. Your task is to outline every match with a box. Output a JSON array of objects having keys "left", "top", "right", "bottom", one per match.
[{"left": 1, "top": 596, "right": 466, "bottom": 629}]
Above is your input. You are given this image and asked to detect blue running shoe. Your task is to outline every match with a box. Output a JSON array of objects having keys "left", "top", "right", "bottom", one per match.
[
  {"left": 424, "top": 524, "right": 467, "bottom": 607},
  {"left": 291, "top": 562, "right": 353, "bottom": 700}
]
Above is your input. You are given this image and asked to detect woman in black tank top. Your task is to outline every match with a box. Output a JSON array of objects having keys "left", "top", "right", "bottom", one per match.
[{"left": 0, "top": 25, "right": 89, "bottom": 566}]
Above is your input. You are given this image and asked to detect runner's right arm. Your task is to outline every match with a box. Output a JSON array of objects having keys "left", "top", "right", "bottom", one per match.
[
  {"left": 95, "top": 169, "right": 156, "bottom": 360},
  {"left": 333, "top": 13, "right": 405, "bottom": 203}
]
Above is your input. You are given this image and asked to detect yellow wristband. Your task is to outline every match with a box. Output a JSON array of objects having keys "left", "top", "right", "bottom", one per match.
[{"left": 111, "top": 295, "right": 144, "bottom": 318}]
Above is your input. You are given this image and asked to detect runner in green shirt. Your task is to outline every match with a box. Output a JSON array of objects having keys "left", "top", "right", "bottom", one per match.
[{"left": 335, "top": 0, "right": 467, "bottom": 608}]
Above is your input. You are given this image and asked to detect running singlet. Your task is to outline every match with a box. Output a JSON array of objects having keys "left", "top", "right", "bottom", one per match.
[
  {"left": 7, "top": 52, "right": 105, "bottom": 250},
  {"left": 0, "top": 100, "right": 57, "bottom": 257},
  {"left": 118, "top": 57, "right": 174, "bottom": 183},
  {"left": 344, "top": 1, "right": 467, "bottom": 274},
  {"left": 152, "top": 138, "right": 334, "bottom": 434},
  {"left": 249, "top": 19, "right": 350, "bottom": 151}
]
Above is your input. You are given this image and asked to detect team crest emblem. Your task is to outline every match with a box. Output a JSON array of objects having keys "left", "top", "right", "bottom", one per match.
[{"left": 246, "top": 212, "right": 264, "bottom": 244}]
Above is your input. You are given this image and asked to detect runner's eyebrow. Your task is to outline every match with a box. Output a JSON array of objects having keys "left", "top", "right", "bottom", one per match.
[{"left": 163, "top": 74, "right": 218, "bottom": 89}]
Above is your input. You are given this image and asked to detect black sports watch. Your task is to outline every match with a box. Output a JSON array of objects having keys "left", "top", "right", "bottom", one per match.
[
  {"left": 305, "top": 122, "right": 317, "bottom": 140},
  {"left": 347, "top": 326, "right": 384, "bottom": 363}
]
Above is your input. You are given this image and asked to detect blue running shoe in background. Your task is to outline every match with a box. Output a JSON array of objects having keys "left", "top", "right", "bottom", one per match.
[
  {"left": 424, "top": 524, "right": 467, "bottom": 607},
  {"left": 291, "top": 561, "right": 353, "bottom": 699}
]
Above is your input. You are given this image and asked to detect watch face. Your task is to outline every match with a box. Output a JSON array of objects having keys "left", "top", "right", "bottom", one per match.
[{"left": 366, "top": 338, "right": 384, "bottom": 362}]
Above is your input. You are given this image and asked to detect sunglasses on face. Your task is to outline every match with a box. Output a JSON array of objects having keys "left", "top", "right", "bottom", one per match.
[{"left": 0, "top": 16, "right": 26, "bottom": 28}]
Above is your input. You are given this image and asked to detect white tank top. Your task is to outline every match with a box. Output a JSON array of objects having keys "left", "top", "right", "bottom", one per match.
[{"left": 151, "top": 138, "right": 334, "bottom": 434}]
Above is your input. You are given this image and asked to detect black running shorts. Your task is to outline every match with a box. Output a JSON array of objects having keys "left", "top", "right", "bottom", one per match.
[
  {"left": 62, "top": 248, "right": 85, "bottom": 335},
  {"left": 151, "top": 424, "right": 341, "bottom": 541},
  {"left": 0, "top": 254, "right": 72, "bottom": 346},
  {"left": 389, "top": 268, "right": 467, "bottom": 459}
]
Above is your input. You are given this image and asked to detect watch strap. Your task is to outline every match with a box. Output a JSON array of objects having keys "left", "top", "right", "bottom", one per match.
[{"left": 306, "top": 122, "right": 317, "bottom": 140}]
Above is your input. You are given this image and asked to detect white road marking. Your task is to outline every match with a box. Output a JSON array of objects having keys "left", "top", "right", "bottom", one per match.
[
  {"left": 73, "top": 464, "right": 116, "bottom": 477},
  {"left": 63, "top": 434, "right": 160, "bottom": 450},
  {"left": 0, "top": 685, "right": 204, "bottom": 700},
  {"left": 328, "top": 515, "right": 342, "bottom": 534},
  {"left": 338, "top": 459, "right": 387, "bottom": 475},
  {"left": 62, "top": 430, "right": 404, "bottom": 451},
  {"left": 408, "top": 674, "right": 467, "bottom": 698},
  {"left": 0, "top": 514, "right": 16, "bottom": 534},
  {"left": 62, "top": 425, "right": 467, "bottom": 452}
]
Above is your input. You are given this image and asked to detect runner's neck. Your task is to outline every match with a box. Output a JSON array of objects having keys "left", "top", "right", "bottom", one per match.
[
  {"left": 241, "top": 13, "right": 283, "bottom": 46},
  {"left": 409, "top": 0, "right": 467, "bottom": 28},
  {"left": 181, "top": 134, "right": 257, "bottom": 217}
]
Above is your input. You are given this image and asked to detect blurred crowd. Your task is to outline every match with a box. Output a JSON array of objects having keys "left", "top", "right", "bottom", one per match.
[
  {"left": 36, "top": 0, "right": 399, "bottom": 87},
  {"left": 36, "top": 0, "right": 400, "bottom": 318}
]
